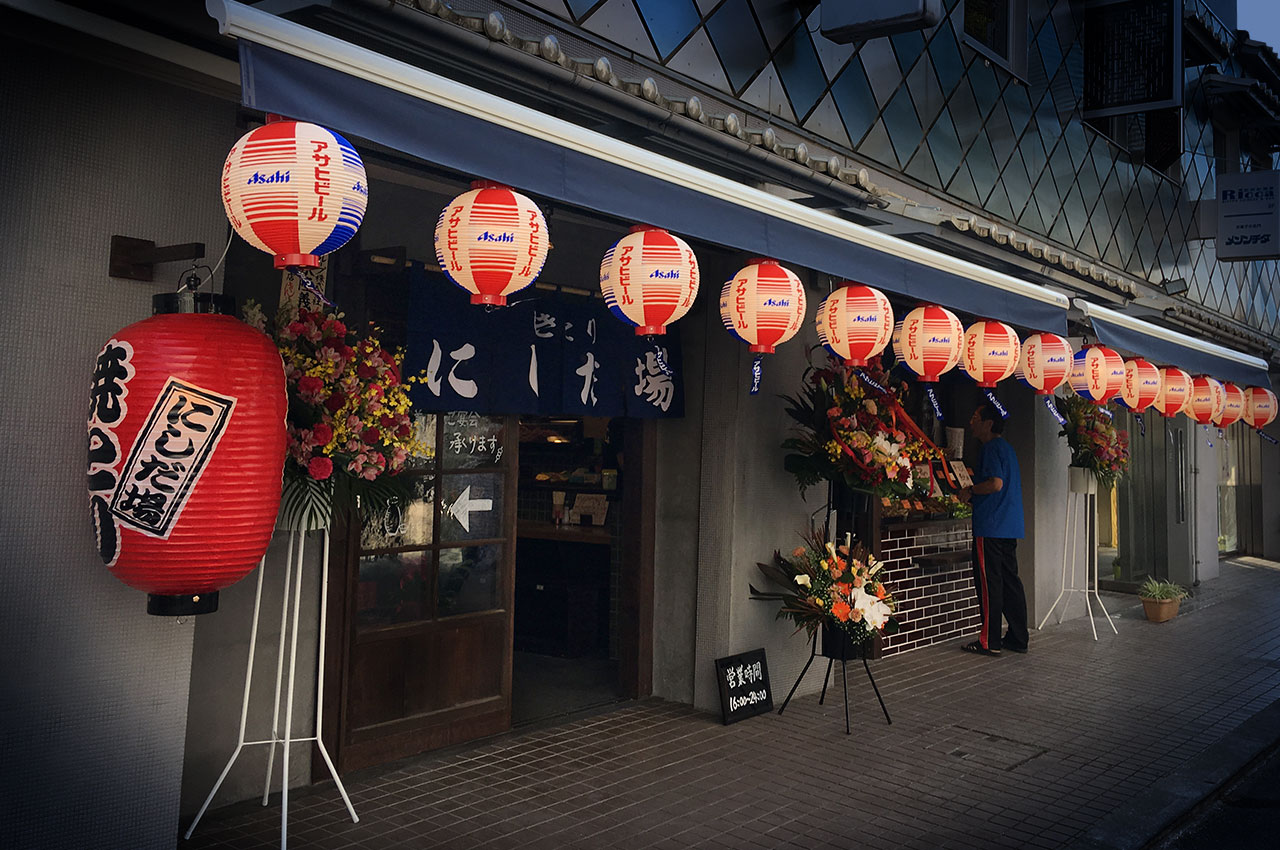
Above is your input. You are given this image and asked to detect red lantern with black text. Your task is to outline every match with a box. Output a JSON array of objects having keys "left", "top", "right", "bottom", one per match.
[
  {"left": 1214, "top": 383, "right": 1245, "bottom": 428},
  {"left": 1119, "top": 358, "right": 1160, "bottom": 412},
  {"left": 1015, "top": 333, "right": 1073, "bottom": 395},
  {"left": 719, "top": 259, "right": 806, "bottom": 353},
  {"left": 1245, "top": 386, "right": 1278, "bottom": 429},
  {"left": 815, "top": 284, "right": 894, "bottom": 366},
  {"left": 1187, "top": 375, "right": 1226, "bottom": 425},
  {"left": 961, "top": 320, "right": 1020, "bottom": 387},
  {"left": 87, "top": 295, "right": 287, "bottom": 615}
]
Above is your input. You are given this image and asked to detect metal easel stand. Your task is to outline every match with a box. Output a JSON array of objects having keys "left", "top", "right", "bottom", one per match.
[
  {"left": 185, "top": 528, "right": 358, "bottom": 848},
  {"left": 776, "top": 631, "right": 892, "bottom": 733},
  {"left": 1036, "top": 489, "right": 1117, "bottom": 640}
]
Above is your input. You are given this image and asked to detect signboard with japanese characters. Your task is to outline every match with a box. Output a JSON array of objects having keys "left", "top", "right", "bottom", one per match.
[
  {"left": 407, "top": 265, "right": 683, "bottom": 418},
  {"left": 1216, "top": 171, "right": 1280, "bottom": 261},
  {"left": 714, "top": 648, "right": 773, "bottom": 725}
]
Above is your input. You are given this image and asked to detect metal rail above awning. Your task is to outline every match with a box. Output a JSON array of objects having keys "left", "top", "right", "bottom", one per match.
[
  {"left": 1077, "top": 300, "right": 1273, "bottom": 388},
  {"left": 208, "top": 0, "right": 1070, "bottom": 331}
]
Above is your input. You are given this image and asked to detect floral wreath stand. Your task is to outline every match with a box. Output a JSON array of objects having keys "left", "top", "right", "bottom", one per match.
[
  {"left": 184, "top": 492, "right": 358, "bottom": 849},
  {"left": 1036, "top": 466, "right": 1118, "bottom": 640},
  {"left": 776, "top": 623, "right": 892, "bottom": 733}
]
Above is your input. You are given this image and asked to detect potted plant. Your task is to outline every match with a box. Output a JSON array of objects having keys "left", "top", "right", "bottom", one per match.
[{"left": 1138, "top": 576, "right": 1187, "bottom": 623}]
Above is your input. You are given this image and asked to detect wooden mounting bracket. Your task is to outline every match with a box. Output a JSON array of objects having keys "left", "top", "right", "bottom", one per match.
[{"left": 109, "top": 235, "right": 206, "bottom": 281}]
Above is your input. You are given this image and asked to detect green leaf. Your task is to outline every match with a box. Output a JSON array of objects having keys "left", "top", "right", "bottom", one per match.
[{"left": 278, "top": 474, "right": 334, "bottom": 532}]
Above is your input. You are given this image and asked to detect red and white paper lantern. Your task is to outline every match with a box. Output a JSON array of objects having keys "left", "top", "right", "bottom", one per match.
[
  {"left": 1187, "top": 375, "right": 1226, "bottom": 425},
  {"left": 894, "top": 304, "right": 963, "bottom": 382},
  {"left": 435, "top": 181, "right": 550, "bottom": 306},
  {"left": 600, "top": 225, "right": 699, "bottom": 336},
  {"left": 1119, "top": 358, "right": 1160, "bottom": 412},
  {"left": 221, "top": 118, "right": 368, "bottom": 269},
  {"left": 961, "top": 320, "right": 1021, "bottom": 388},
  {"left": 1245, "top": 386, "right": 1278, "bottom": 429},
  {"left": 1015, "top": 333, "right": 1073, "bottom": 395},
  {"left": 815, "top": 284, "right": 893, "bottom": 366},
  {"left": 1068, "top": 344, "right": 1125, "bottom": 404},
  {"left": 1154, "top": 367, "right": 1192, "bottom": 418},
  {"left": 1214, "top": 383, "right": 1246, "bottom": 428},
  {"left": 719, "top": 259, "right": 806, "bottom": 353},
  {"left": 87, "top": 299, "right": 287, "bottom": 615}
]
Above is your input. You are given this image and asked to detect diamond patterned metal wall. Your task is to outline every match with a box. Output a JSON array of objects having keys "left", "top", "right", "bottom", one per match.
[{"left": 514, "top": 0, "right": 1280, "bottom": 340}]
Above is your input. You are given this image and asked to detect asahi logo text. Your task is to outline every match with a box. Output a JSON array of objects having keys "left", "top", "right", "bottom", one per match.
[{"left": 247, "top": 170, "right": 289, "bottom": 185}]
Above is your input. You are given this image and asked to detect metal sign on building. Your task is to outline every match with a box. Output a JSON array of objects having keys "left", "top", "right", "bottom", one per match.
[
  {"left": 1083, "top": 0, "right": 1182, "bottom": 118},
  {"left": 1216, "top": 171, "right": 1280, "bottom": 261},
  {"left": 820, "top": 0, "right": 943, "bottom": 42}
]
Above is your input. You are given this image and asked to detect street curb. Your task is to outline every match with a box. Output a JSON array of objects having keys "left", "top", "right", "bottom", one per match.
[{"left": 1071, "top": 696, "right": 1280, "bottom": 850}]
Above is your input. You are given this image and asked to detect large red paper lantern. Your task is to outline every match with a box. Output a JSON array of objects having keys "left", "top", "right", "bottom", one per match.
[
  {"left": 815, "top": 283, "right": 893, "bottom": 366},
  {"left": 1068, "top": 344, "right": 1125, "bottom": 404},
  {"left": 1154, "top": 367, "right": 1191, "bottom": 418},
  {"left": 435, "top": 181, "right": 550, "bottom": 306},
  {"left": 221, "top": 118, "right": 368, "bottom": 269},
  {"left": 719, "top": 259, "right": 806, "bottom": 353},
  {"left": 1245, "top": 386, "right": 1278, "bottom": 429},
  {"left": 600, "top": 225, "right": 699, "bottom": 336},
  {"left": 1214, "top": 383, "right": 1246, "bottom": 427},
  {"left": 961, "top": 320, "right": 1021, "bottom": 387},
  {"left": 87, "top": 296, "right": 287, "bottom": 615},
  {"left": 1187, "top": 375, "right": 1226, "bottom": 425},
  {"left": 1015, "top": 333, "right": 1072, "bottom": 395},
  {"left": 1119, "top": 358, "right": 1160, "bottom": 412},
  {"left": 894, "top": 304, "right": 963, "bottom": 382}
]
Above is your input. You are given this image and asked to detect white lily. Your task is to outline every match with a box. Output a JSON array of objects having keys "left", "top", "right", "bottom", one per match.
[{"left": 794, "top": 574, "right": 812, "bottom": 588}]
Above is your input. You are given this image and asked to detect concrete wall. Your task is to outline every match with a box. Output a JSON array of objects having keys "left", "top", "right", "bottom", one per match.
[
  {"left": 1192, "top": 427, "right": 1222, "bottom": 583},
  {"left": 0, "top": 40, "right": 239, "bottom": 849}
]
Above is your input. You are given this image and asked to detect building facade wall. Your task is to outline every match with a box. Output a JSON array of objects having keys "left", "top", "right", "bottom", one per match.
[{"left": 0, "top": 40, "right": 240, "bottom": 848}]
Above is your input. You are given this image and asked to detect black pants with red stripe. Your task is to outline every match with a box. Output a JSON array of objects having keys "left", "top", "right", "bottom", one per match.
[{"left": 972, "top": 537, "right": 1029, "bottom": 652}]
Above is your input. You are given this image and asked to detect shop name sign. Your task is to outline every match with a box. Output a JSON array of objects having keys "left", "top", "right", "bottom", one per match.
[{"left": 1217, "top": 171, "right": 1280, "bottom": 261}]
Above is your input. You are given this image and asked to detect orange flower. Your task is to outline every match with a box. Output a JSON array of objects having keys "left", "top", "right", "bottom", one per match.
[
  {"left": 853, "top": 576, "right": 865, "bottom": 588},
  {"left": 831, "top": 599, "right": 851, "bottom": 622},
  {"left": 874, "top": 584, "right": 887, "bottom": 600},
  {"left": 835, "top": 582, "right": 853, "bottom": 599},
  {"left": 792, "top": 546, "right": 806, "bottom": 558}
]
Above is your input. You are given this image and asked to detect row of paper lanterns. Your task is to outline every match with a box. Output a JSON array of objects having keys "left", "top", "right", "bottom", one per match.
[{"left": 220, "top": 119, "right": 1277, "bottom": 431}]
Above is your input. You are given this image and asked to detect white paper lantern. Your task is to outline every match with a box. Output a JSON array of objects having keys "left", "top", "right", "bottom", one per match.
[
  {"left": 435, "top": 181, "right": 550, "bottom": 306},
  {"left": 600, "top": 225, "right": 699, "bottom": 336}
]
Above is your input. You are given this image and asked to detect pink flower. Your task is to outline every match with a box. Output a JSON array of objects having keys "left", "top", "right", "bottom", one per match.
[
  {"left": 311, "top": 422, "right": 333, "bottom": 446},
  {"left": 296, "top": 375, "right": 325, "bottom": 402},
  {"left": 307, "top": 457, "right": 333, "bottom": 480}
]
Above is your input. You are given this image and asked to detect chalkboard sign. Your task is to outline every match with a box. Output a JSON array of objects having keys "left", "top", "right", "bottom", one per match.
[{"left": 714, "top": 648, "right": 773, "bottom": 725}]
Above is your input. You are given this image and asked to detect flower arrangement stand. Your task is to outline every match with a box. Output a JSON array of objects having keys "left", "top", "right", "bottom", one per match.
[
  {"left": 184, "top": 526, "right": 358, "bottom": 849},
  {"left": 1036, "top": 473, "right": 1118, "bottom": 640},
  {"left": 776, "top": 628, "right": 891, "bottom": 733}
]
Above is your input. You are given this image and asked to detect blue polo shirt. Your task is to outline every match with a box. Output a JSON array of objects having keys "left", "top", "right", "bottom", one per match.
[{"left": 972, "top": 436, "right": 1024, "bottom": 539}]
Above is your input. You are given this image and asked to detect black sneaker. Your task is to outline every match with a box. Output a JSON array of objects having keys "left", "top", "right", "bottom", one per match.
[{"left": 1003, "top": 634, "right": 1028, "bottom": 653}]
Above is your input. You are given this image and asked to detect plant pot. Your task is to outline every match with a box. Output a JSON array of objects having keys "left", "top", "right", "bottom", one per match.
[
  {"left": 1068, "top": 466, "right": 1097, "bottom": 495},
  {"left": 1140, "top": 597, "right": 1180, "bottom": 623},
  {"left": 821, "top": 621, "right": 880, "bottom": 660}
]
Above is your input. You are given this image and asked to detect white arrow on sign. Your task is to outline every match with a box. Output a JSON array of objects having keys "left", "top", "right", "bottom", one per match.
[{"left": 446, "top": 485, "right": 493, "bottom": 532}]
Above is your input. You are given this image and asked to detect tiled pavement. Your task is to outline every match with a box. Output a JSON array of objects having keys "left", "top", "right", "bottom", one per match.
[{"left": 184, "top": 560, "right": 1280, "bottom": 850}]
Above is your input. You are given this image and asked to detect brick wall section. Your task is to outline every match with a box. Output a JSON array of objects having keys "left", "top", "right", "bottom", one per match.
[{"left": 878, "top": 521, "right": 981, "bottom": 655}]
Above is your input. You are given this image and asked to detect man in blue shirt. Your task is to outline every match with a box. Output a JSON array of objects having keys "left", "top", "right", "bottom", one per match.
[{"left": 960, "top": 401, "right": 1028, "bottom": 656}]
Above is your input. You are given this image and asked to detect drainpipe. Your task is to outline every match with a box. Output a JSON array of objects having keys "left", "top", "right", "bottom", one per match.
[{"left": 326, "top": 0, "right": 884, "bottom": 209}]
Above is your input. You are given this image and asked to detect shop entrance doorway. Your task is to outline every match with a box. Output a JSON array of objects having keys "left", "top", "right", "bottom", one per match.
[
  {"left": 1113, "top": 413, "right": 1195, "bottom": 588},
  {"left": 512, "top": 416, "right": 624, "bottom": 724}
]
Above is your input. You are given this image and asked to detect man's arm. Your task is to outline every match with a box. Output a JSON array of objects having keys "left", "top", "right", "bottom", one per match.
[{"left": 971, "top": 477, "right": 1003, "bottom": 495}]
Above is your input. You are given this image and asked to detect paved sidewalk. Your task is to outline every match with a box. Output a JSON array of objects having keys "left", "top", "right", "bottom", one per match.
[{"left": 185, "top": 560, "right": 1280, "bottom": 850}]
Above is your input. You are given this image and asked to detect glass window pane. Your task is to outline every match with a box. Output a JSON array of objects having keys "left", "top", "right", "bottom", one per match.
[
  {"left": 441, "top": 412, "right": 506, "bottom": 469},
  {"left": 965, "top": 0, "right": 1009, "bottom": 60},
  {"left": 404, "top": 412, "right": 437, "bottom": 470},
  {"left": 360, "top": 476, "right": 435, "bottom": 551},
  {"left": 357, "top": 551, "right": 431, "bottom": 627},
  {"left": 437, "top": 544, "right": 501, "bottom": 616},
  {"left": 440, "top": 473, "right": 505, "bottom": 542}
]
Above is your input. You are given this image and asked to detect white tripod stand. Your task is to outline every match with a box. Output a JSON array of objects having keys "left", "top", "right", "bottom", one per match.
[
  {"left": 1038, "top": 474, "right": 1118, "bottom": 640},
  {"left": 184, "top": 528, "right": 358, "bottom": 848}
]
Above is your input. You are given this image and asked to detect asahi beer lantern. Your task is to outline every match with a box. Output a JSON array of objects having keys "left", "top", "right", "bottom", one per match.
[
  {"left": 1120, "top": 359, "right": 1160, "bottom": 411},
  {"left": 1187, "top": 375, "right": 1226, "bottom": 425},
  {"left": 720, "top": 259, "right": 806, "bottom": 354},
  {"left": 87, "top": 296, "right": 287, "bottom": 615},
  {"left": 1154, "top": 367, "right": 1191, "bottom": 418},
  {"left": 894, "top": 304, "right": 963, "bottom": 382},
  {"left": 961, "top": 320, "right": 1021, "bottom": 388},
  {"left": 815, "top": 284, "right": 893, "bottom": 366},
  {"left": 600, "top": 225, "right": 699, "bottom": 336},
  {"left": 1016, "top": 333, "right": 1072, "bottom": 395},
  {"left": 435, "top": 181, "right": 549, "bottom": 306},
  {"left": 1068, "top": 344, "right": 1125, "bottom": 404}
]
